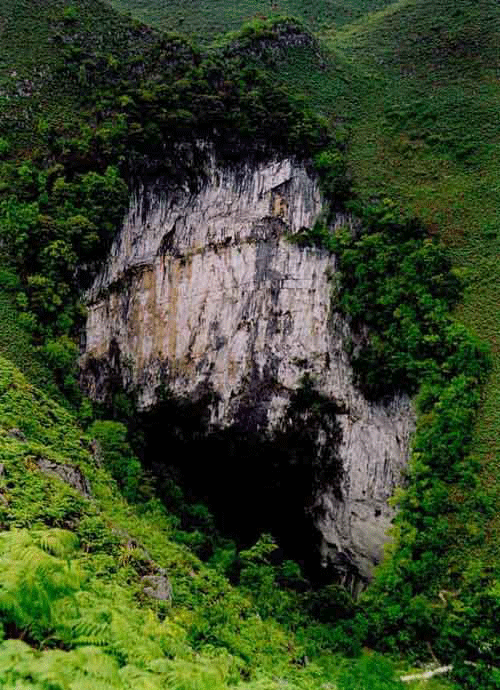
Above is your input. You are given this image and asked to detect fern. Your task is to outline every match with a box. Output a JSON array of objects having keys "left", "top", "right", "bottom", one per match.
[
  {"left": 0, "top": 529, "right": 82, "bottom": 643},
  {"left": 70, "top": 619, "right": 111, "bottom": 647},
  {"left": 0, "top": 639, "right": 130, "bottom": 689},
  {"left": 163, "top": 656, "right": 229, "bottom": 690},
  {"left": 119, "top": 665, "right": 167, "bottom": 690},
  {"left": 234, "top": 680, "right": 284, "bottom": 690},
  {"left": 35, "top": 528, "right": 80, "bottom": 558}
]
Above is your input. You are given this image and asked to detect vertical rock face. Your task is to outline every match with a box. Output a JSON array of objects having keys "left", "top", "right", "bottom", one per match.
[{"left": 81, "top": 154, "right": 414, "bottom": 583}]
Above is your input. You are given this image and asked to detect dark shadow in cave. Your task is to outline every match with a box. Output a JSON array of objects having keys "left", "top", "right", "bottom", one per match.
[{"left": 129, "top": 376, "right": 345, "bottom": 586}]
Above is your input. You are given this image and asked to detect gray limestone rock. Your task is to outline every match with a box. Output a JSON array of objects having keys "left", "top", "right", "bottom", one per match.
[
  {"left": 8, "top": 428, "right": 26, "bottom": 441},
  {"left": 81, "top": 154, "right": 415, "bottom": 582},
  {"left": 0, "top": 464, "right": 6, "bottom": 506},
  {"left": 36, "top": 458, "right": 92, "bottom": 498},
  {"left": 141, "top": 574, "right": 173, "bottom": 601}
]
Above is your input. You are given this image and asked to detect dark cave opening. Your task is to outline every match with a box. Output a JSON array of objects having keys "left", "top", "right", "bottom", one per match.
[{"left": 129, "top": 377, "right": 346, "bottom": 587}]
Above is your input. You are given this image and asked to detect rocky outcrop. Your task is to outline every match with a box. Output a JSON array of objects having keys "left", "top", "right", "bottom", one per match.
[
  {"left": 222, "top": 21, "right": 319, "bottom": 63},
  {"left": 81, "top": 154, "right": 414, "bottom": 583},
  {"left": 35, "top": 458, "right": 92, "bottom": 498},
  {"left": 141, "top": 573, "right": 173, "bottom": 601}
]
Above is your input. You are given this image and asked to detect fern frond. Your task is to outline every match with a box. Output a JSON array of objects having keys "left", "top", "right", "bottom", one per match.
[
  {"left": 35, "top": 527, "right": 80, "bottom": 558},
  {"left": 71, "top": 619, "right": 111, "bottom": 647},
  {"left": 0, "top": 528, "right": 82, "bottom": 642},
  {"left": 162, "top": 656, "right": 229, "bottom": 690},
  {"left": 119, "top": 664, "right": 165, "bottom": 690}
]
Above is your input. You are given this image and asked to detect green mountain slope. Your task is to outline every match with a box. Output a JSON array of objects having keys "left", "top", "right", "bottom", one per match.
[
  {"left": 331, "top": 0, "right": 500, "bottom": 568},
  {"left": 103, "top": 0, "right": 397, "bottom": 41},
  {"left": 0, "top": 0, "right": 156, "bottom": 146}
]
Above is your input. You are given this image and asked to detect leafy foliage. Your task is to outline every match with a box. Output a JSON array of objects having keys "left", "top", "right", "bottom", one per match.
[
  {"left": 303, "top": 201, "right": 496, "bottom": 678},
  {"left": 0, "top": 353, "right": 427, "bottom": 690},
  {"left": 332, "top": 199, "right": 468, "bottom": 399},
  {"left": 87, "top": 421, "right": 145, "bottom": 502}
]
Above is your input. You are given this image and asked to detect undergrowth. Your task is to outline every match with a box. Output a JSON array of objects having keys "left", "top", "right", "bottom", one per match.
[
  {"left": 0, "top": 353, "right": 416, "bottom": 689},
  {"left": 296, "top": 198, "right": 496, "bottom": 686}
]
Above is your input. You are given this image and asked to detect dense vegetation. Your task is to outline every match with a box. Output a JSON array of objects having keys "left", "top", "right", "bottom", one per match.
[
  {"left": 0, "top": 354, "right": 417, "bottom": 690},
  {"left": 296, "top": 202, "right": 496, "bottom": 685},
  {"left": 0, "top": 0, "right": 499, "bottom": 688}
]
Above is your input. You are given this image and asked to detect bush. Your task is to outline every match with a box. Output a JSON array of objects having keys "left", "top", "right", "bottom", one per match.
[
  {"left": 0, "top": 138, "right": 10, "bottom": 157},
  {"left": 40, "top": 335, "right": 80, "bottom": 402},
  {"left": 337, "top": 654, "right": 404, "bottom": 690},
  {"left": 303, "top": 584, "right": 356, "bottom": 623},
  {"left": 62, "top": 5, "right": 79, "bottom": 23},
  {"left": 87, "top": 421, "right": 144, "bottom": 502}
]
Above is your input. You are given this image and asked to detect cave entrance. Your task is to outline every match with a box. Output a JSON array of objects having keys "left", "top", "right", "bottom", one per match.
[{"left": 129, "top": 378, "right": 344, "bottom": 586}]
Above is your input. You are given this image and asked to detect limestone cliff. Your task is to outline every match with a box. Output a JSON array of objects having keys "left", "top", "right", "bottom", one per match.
[{"left": 81, "top": 154, "right": 414, "bottom": 583}]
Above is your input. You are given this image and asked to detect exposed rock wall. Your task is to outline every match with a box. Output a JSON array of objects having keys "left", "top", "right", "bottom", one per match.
[{"left": 81, "top": 155, "right": 414, "bottom": 582}]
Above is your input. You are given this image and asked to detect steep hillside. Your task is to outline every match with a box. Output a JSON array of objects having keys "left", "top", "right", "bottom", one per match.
[
  {"left": 331, "top": 0, "right": 500, "bottom": 575},
  {"left": 0, "top": 0, "right": 499, "bottom": 687},
  {"left": 103, "top": 0, "right": 397, "bottom": 41},
  {"left": 0, "top": 354, "right": 420, "bottom": 690},
  {"left": 0, "top": 0, "right": 157, "bottom": 147}
]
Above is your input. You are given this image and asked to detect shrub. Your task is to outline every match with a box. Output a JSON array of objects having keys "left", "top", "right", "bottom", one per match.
[
  {"left": 337, "top": 654, "right": 404, "bottom": 690},
  {"left": 0, "top": 138, "right": 10, "bottom": 157},
  {"left": 87, "top": 421, "right": 144, "bottom": 502}
]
